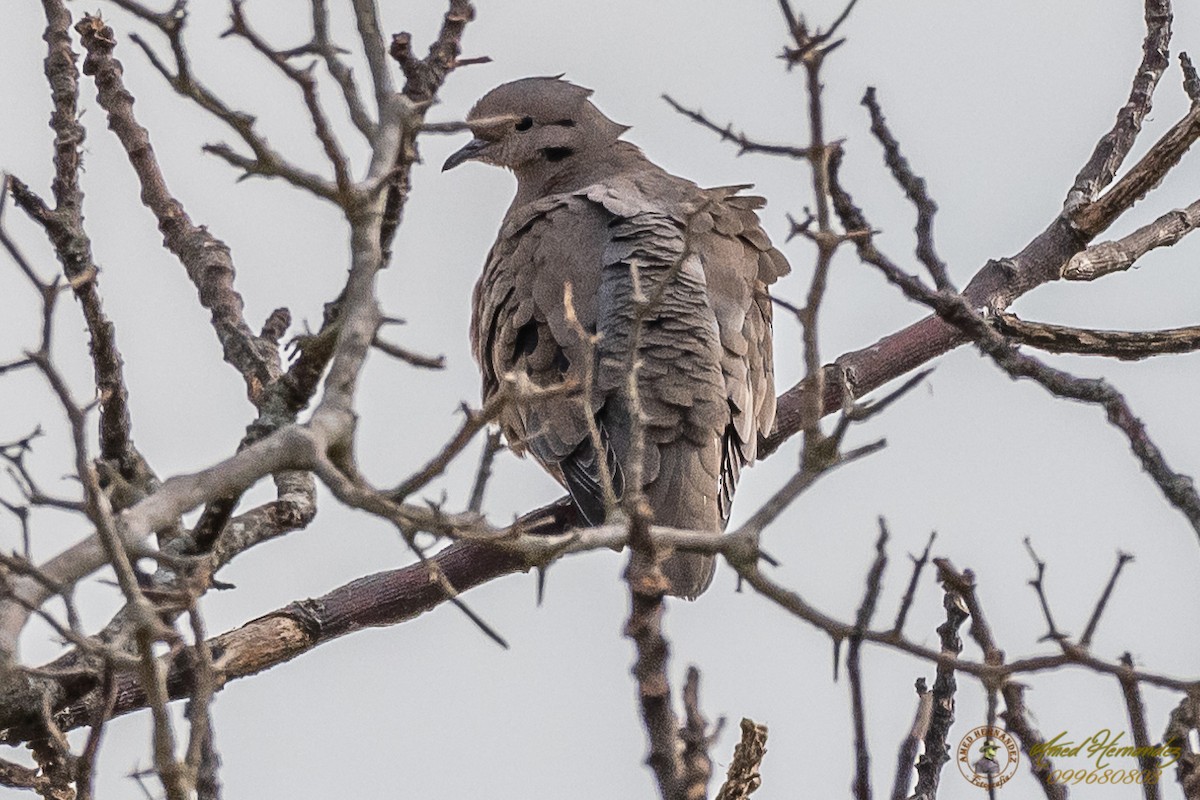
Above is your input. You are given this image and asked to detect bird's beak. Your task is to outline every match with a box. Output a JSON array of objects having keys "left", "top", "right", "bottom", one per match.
[{"left": 442, "top": 138, "right": 491, "bottom": 171}]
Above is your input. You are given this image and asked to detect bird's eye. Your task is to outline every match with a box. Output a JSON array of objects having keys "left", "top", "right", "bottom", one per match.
[{"left": 514, "top": 116, "right": 534, "bottom": 132}]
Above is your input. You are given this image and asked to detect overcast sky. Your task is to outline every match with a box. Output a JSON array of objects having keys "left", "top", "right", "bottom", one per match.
[{"left": 3, "top": 1, "right": 1199, "bottom": 798}]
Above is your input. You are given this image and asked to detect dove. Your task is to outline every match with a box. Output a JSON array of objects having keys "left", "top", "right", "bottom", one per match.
[{"left": 445, "top": 77, "right": 789, "bottom": 598}]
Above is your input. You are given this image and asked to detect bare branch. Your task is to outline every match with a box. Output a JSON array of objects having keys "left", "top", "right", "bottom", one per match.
[
  {"left": 848, "top": 520, "right": 889, "bottom": 800},
  {"left": 376, "top": 0, "right": 478, "bottom": 264},
  {"left": 8, "top": 508, "right": 1196, "bottom": 744},
  {"left": 862, "top": 87, "right": 953, "bottom": 291},
  {"left": 74, "top": 668, "right": 118, "bottom": 800},
  {"left": 224, "top": 0, "right": 353, "bottom": 197},
  {"left": 994, "top": 314, "right": 1200, "bottom": 360},
  {"left": 1065, "top": 0, "right": 1173, "bottom": 211},
  {"left": 115, "top": 13, "right": 340, "bottom": 200},
  {"left": 389, "top": 393, "right": 506, "bottom": 500},
  {"left": 663, "top": 95, "right": 815, "bottom": 160},
  {"left": 75, "top": 15, "right": 289, "bottom": 403},
  {"left": 624, "top": 480, "right": 682, "bottom": 800},
  {"left": 371, "top": 334, "right": 446, "bottom": 369},
  {"left": 392, "top": 0, "right": 478, "bottom": 105},
  {"left": 1000, "top": 682, "right": 1067, "bottom": 800},
  {"left": 1182, "top": 51, "right": 1200, "bottom": 105},
  {"left": 714, "top": 719, "right": 768, "bottom": 800},
  {"left": 912, "top": 577, "right": 969, "bottom": 799},
  {"left": 891, "top": 680, "right": 930, "bottom": 800},
  {"left": 1064, "top": 197, "right": 1200, "bottom": 280},
  {"left": 184, "top": 606, "right": 220, "bottom": 800},
  {"left": 768, "top": 26, "right": 1200, "bottom": 456},
  {"left": 1161, "top": 693, "right": 1200, "bottom": 793},
  {"left": 1023, "top": 538, "right": 1068, "bottom": 643},
  {"left": 350, "top": 0, "right": 395, "bottom": 112},
  {"left": 6, "top": 0, "right": 140, "bottom": 477},
  {"left": 1073, "top": 103, "right": 1200, "bottom": 237},
  {"left": 891, "top": 531, "right": 936, "bottom": 636},
  {"left": 24, "top": 310, "right": 190, "bottom": 798},
  {"left": 1118, "top": 653, "right": 1162, "bottom": 800},
  {"left": 467, "top": 429, "right": 504, "bottom": 514},
  {"left": 680, "top": 667, "right": 719, "bottom": 800},
  {"left": 735, "top": 441, "right": 885, "bottom": 542},
  {"left": 311, "top": 0, "right": 376, "bottom": 139},
  {"left": 826, "top": 159, "right": 1200, "bottom": 538},
  {"left": 1079, "top": 551, "right": 1135, "bottom": 648}
]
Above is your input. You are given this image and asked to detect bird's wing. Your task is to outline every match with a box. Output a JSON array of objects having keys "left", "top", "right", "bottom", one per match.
[
  {"left": 471, "top": 191, "right": 621, "bottom": 524},
  {"left": 687, "top": 185, "right": 791, "bottom": 522}
]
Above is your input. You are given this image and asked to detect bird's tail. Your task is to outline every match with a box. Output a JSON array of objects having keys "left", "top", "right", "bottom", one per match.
[
  {"left": 661, "top": 552, "right": 716, "bottom": 600},
  {"left": 645, "top": 440, "right": 722, "bottom": 600}
]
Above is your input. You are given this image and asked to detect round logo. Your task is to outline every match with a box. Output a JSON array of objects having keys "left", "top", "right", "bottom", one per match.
[{"left": 957, "top": 726, "right": 1019, "bottom": 789}]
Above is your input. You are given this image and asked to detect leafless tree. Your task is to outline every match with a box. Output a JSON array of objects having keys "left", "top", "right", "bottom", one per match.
[{"left": 2, "top": 1, "right": 1198, "bottom": 799}]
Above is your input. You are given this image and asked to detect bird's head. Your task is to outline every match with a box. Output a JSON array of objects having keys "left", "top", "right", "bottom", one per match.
[{"left": 443, "top": 77, "right": 629, "bottom": 184}]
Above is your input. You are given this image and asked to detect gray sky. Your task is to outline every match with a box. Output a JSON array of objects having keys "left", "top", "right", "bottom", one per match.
[{"left": 2, "top": 1, "right": 1199, "bottom": 798}]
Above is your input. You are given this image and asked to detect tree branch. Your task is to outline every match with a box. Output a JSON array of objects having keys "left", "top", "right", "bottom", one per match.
[
  {"left": 1065, "top": 0, "right": 1173, "bottom": 212},
  {"left": 1064, "top": 197, "right": 1200, "bottom": 280},
  {"left": 993, "top": 314, "right": 1200, "bottom": 360}
]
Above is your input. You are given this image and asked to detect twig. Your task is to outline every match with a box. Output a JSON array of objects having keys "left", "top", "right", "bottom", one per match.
[
  {"left": 767, "top": 4, "right": 1197, "bottom": 452},
  {"left": 27, "top": 314, "right": 189, "bottom": 798},
  {"left": 371, "top": 334, "right": 446, "bottom": 369},
  {"left": 849, "top": 519, "right": 889, "bottom": 800},
  {"left": 1079, "top": 551, "right": 1135, "bottom": 648},
  {"left": 562, "top": 282, "right": 620, "bottom": 519},
  {"left": 663, "top": 95, "right": 816, "bottom": 160},
  {"left": 467, "top": 429, "right": 504, "bottom": 513},
  {"left": 349, "top": 0, "right": 395, "bottom": 112},
  {"left": 623, "top": 472, "right": 682, "bottom": 800},
  {"left": 1161, "top": 692, "right": 1200, "bottom": 794},
  {"left": 1118, "top": 653, "right": 1162, "bottom": 800},
  {"left": 1023, "top": 539, "right": 1068, "bottom": 643},
  {"left": 11, "top": 515, "right": 1198, "bottom": 744},
  {"left": 311, "top": 0, "right": 376, "bottom": 139},
  {"left": 891, "top": 531, "right": 936, "bottom": 636},
  {"left": 185, "top": 606, "right": 221, "bottom": 800},
  {"left": 0, "top": 755, "right": 71, "bottom": 798},
  {"left": 861, "top": 87, "right": 953, "bottom": 291},
  {"left": 224, "top": 0, "right": 352, "bottom": 197},
  {"left": 74, "top": 667, "right": 118, "bottom": 800},
  {"left": 1073, "top": 103, "right": 1200, "bottom": 237},
  {"left": 735, "top": 441, "right": 886, "bottom": 543},
  {"left": 379, "top": 0, "right": 478, "bottom": 261},
  {"left": 892, "top": 680, "right": 931, "bottom": 800},
  {"left": 114, "top": 7, "right": 339, "bottom": 200},
  {"left": 390, "top": 393, "right": 507, "bottom": 500},
  {"left": 13, "top": 1, "right": 143, "bottom": 479}
]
